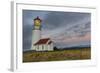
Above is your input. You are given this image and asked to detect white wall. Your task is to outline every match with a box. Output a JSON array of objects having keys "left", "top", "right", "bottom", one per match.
[
  {"left": 31, "top": 30, "right": 41, "bottom": 50},
  {"left": 35, "top": 44, "right": 53, "bottom": 51},
  {"left": 0, "top": 0, "right": 100, "bottom": 73}
]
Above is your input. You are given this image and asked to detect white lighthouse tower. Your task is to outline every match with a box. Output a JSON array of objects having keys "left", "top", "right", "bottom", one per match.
[{"left": 31, "top": 16, "right": 42, "bottom": 50}]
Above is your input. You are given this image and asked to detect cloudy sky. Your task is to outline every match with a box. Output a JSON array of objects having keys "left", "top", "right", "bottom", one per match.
[{"left": 23, "top": 10, "right": 91, "bottom": 50}]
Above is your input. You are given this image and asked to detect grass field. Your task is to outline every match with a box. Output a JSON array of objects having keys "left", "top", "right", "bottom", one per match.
[{"left": 23, "top": 48, "right": 91, "bottom": 62}]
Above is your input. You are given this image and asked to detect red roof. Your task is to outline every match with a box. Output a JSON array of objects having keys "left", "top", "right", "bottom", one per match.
[
  {"left": 34, "top": 38, "right": 52, "bottom": 45},
  {"left": 48, "top": 41, "right": 52, "bottom": 44}
]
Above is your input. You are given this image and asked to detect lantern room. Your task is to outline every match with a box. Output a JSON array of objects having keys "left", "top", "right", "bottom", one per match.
[{"left": 34, "top": 16, "right": 42, "bottom": 26}]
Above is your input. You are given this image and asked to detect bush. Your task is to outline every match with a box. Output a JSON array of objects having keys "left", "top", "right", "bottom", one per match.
[{"left": 54, "top": 46, "right": 59, "bottom": 51}]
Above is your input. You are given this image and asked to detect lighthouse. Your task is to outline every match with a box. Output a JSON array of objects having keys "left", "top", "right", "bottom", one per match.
[
  {"left": 31, "top": 16, "right": 42, "bottom": 50},
  {"left": 31, "top": 16, "right": 54, "bottom": 51}
]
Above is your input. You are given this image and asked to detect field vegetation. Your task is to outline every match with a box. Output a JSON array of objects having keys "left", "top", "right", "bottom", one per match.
[{"left": 23, "top": 47, "right": 91, "bottom": 62}]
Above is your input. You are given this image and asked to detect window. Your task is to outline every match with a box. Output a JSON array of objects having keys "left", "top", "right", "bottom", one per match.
[
  {"left": 37, "top": 45, "right": 39, "bottom": 50},
  {"left": 42, "top": 45, "right": 44, "bottom": 50}
]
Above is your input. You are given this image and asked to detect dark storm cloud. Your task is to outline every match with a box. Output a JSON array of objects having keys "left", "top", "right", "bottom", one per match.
[
  {"left": 23, "top": 10, "right": 91, "bottom": 50},
  {"left": 23, "top": 24, "right": 32, "bottom": 50},
  {"left": 42, "top": 11, "right": 90, "bottom": 30},
  {"left": 23, "top": 10, "right": 32, "bottom": 50},
  {"left": 68, "top": 21, "right": 91, "bottom": 37}
]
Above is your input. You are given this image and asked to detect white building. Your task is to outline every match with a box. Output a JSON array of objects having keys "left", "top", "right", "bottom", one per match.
[
  {"left": 34, "top": 38, "right": 53, "bottom": 51},
  {"left": 31, "top": 16, "right": 54, "bottom": 51}
]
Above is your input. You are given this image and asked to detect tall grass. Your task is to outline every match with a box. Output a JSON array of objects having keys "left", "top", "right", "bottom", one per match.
[{"left": 23, "top": 48, "right": 91, "bottom": 62}]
